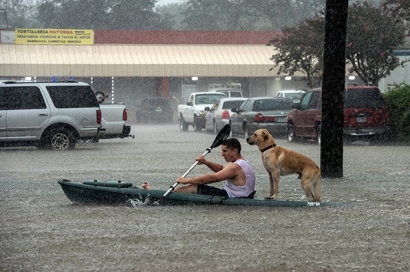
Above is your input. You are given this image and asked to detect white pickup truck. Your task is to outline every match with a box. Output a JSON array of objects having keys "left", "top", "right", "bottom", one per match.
[
  {"left": 95, "top": 92, "right": 133, "bottom": 140},
  {"left": 178, "top": 92, "right": 226, "bottom": 131}
]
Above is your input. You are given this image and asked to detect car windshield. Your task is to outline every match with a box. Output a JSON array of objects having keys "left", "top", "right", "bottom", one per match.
[
  {"left": 195, "top": 94, "right": 226, "bottom": 105},
  {"left": 253, "top": 99, "right": 293, "bottom": 111},
  {"left": 229, "top": 91, "right": 243, "bottom": 97},
  {"left": 344, "top": 88, "right": 385, "bottom": 108},
  {"left": 284, "top": 92, "right": 304, "bottom": 99},
  {"left": 147, "top": 99, "right": 169, "bottom": 108},
  {"left": 222, "top": 100, "right": 245, "bottom": 109}
]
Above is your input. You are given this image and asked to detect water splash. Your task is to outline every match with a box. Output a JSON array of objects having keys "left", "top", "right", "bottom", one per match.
[{"left": 128, "top": 194, "right": 160, "bottom": 207}]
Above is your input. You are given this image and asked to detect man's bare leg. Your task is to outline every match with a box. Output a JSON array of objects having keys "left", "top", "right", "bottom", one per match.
[
  {"left": 174, "top": 184, "right": 198, "bottom": 194},
  {"left": 142, "top": 181, "right": 198, "bottom": 194}
]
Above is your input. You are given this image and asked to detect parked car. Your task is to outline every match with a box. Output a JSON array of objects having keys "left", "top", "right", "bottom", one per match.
[
  {"left": 204, "top": 97, "right": 247, "bottom": 134},
  {"left": 136, "top": 97, "right": 173, "bottom": 124},
  {"left": 276, "top": 89, "right": 307, "bottom": 103},
  {"left": 0, "top": 80, "right": 105, "bottom": 150},
  {"left": 229, "top": 97, "right": 293, "bottom": 138},
  {"left": 286, "top": 85, "right": 391, "bottom": 144}
]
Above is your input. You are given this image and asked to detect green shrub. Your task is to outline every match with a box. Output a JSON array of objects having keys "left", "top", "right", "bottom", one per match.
[{"left": 384, "top": 82, "right": 410, "bottom": 141}]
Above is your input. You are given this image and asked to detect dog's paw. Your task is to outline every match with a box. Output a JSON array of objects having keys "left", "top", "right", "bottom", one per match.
[{"left": 265, "top": 197, "right": 276, "bottom": 201}]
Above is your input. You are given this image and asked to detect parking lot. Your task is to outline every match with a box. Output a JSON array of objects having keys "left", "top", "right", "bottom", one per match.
[{"left": 1, "top": 124, "right": 409, "bottom": 271}]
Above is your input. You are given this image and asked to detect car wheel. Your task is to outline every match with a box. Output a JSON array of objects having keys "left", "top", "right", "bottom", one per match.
[
  {"left": 41, "top": 128, "right": 75, "bottom": 150},
  {"left": 213, "top": 121, "right": 218, "bottom": 135},
  {"left": 242, "top": 124, "right": 249, "bottom": 139},
  {"left": 194, "top": 116, "right": 201, "bottom": 131},
  {"left": 287, "top": 125, "right": 296, "bottom": 142},
  {"left": 204, "top": 121, "right": 210, "bottom": 133},
  {"left": 51, "top": 129, "right": 75, "bottom": 150},
  {"left": 229, "top": 122, "right": 235, "bottom": 136},
  {"left": 180, "top": 117, "right": 188, "bottom": 131},
  {"left": 247, "top": 128, "right": 254, "bottom": 138}
]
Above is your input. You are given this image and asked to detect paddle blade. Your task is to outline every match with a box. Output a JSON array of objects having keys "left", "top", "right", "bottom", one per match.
[{"left": 210, "top": 124, "right": 231, "bottom": 149}]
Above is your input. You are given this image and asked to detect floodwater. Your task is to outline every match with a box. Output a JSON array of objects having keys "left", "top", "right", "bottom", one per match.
[{"left": 1, "top": 124, "right": 409, "bottom": 271}]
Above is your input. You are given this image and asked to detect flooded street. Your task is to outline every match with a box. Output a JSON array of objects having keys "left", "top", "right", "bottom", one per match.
[{"left": 1, "top": 124, "right": 409, "bottom": 271}]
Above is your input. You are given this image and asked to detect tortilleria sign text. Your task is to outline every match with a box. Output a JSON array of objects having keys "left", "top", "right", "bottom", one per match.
[{"left": 15, "top": 29, "right": 94, "bottom": 45}]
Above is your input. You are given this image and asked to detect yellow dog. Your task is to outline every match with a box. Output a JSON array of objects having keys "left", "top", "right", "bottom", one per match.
[{"left": 246, "top": 129, "right": 321, "bottom": 202}]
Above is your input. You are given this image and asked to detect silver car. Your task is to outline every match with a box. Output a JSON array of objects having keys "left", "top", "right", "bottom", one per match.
[
  {"left": 204, "top": 97, "right": 247, "bottom": 134},
  {"left": 0, "top": 81, "right": 104, "bottom": 150},
  {"left": 229, "top": 97, "right": 293, "bottom": 138}
]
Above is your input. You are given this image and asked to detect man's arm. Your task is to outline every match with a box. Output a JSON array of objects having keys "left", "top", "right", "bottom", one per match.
[
  {"left": 176, "top": 163, "right": 238, "bottom": 185},
  {"left": 196, "top": 155, "right": 223, "bottom": 172}
]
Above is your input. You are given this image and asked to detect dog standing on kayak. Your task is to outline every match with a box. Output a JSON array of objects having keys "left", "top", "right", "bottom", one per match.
[{"left": 246, "top": 129, "right": 321, "bottom": 202}]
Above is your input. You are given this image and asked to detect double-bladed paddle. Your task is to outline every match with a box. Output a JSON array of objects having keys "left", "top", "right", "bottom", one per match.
[{"left": 162, "top": 124, "right": 231, "bottom": 198}]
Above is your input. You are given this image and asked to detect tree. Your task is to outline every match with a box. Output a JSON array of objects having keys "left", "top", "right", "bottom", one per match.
[
  {"left": 36, "top": 0, "right": 160, "bottom": 30},
  {"left": 268, "top": 1, "right": 407, "bottom": 87},
  {"left": 108, "top": 0, "right": 160, "bottom": 30},
  {"left": 181, "top": 0, "right": 326, "bottom": 31},
  {"left": 381, "top": 0, "right": 410, "bottom": 22},
  {"left": 182, "top": 0, "right": 239, "bottom": 30},
  {"left": 155, "top": 3, "right": 186, "bottom": 30},
  {"left": 5, "top": 0, "right": 329, "bottom": 30},
  {"left": 1, "top": 0, "right": 39, "bottom": 28},
  {"left": 345, "top": 2, "right": 406, "bottom": 85},
  {"left": 36, "top": 0, "right": 111, "bottom": 29},
  {"left": 384, "top": 83, "right": 410, "bottom": 140},
  {"left": 267, "top": 16, "right": 325, "bottom": 88}
]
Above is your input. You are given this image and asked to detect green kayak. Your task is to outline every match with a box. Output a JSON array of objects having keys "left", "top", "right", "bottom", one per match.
[{"left": 58, "top": 179, "right": 334, "bottom": 207}]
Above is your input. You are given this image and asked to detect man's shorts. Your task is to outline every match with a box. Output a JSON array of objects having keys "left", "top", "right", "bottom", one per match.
[{"left": 197, "top": 184, "right": 228, "bottom": 197}]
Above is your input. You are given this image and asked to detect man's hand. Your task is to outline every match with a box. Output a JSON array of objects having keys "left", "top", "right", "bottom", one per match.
[
  {"left": 176, "top": 177, "right": 188, "bottom": 184},
  {"left": 196, "top": 155, "right": 206, "bottom": 165}
]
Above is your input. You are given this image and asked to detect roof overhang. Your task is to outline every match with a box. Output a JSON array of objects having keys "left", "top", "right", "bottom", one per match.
[{"left": 0, "top": 44, "right": 306, "bottom": 78}]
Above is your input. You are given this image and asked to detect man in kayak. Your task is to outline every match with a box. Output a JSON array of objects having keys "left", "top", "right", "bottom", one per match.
[{"left": 142, "top": 138, "right": 256, "bottom": 198}]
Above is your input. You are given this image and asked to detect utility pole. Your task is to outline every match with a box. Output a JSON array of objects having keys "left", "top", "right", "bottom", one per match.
[{"left": 320, "top": 0, "right": 348, "bottom": 178}]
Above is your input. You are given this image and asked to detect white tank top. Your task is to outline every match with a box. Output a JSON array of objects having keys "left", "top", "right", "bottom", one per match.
[{"left": 224, "top": 159, "right": 256, "bottom": 197}]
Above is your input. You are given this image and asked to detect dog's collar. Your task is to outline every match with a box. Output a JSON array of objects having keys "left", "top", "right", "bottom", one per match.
[{"left": 260, "top": 144, "right": 276, "bottom": 153}]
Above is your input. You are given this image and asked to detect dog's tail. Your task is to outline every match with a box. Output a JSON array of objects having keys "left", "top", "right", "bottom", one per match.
[{"left": 312, "top": 171, "right": 321, "bottom": 202}]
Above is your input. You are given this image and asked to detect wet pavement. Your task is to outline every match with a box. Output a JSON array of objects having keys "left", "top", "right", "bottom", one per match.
[{"left": 1, "top": 124, "right": 409, "bottom": 271}]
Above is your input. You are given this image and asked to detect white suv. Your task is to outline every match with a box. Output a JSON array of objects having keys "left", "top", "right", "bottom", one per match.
[{"left": 0, "top": 81, "right": 105, "bottom": 150}]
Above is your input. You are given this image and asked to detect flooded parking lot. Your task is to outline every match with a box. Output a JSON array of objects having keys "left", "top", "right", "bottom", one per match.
[{"left": 1, "top": 124, "right": 409, "bottom": 271}]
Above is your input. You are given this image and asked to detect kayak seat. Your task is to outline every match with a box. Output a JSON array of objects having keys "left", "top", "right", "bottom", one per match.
[
  {"left": 247, "top": 191, "right": 256, "bottom": 199},
  {"left": 237, "top": 191, "right": 256, "bottom": 199}
]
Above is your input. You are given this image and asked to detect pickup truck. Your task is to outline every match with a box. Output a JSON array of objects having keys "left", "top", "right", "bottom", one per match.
[
  {"left": 95, "top": 92, "right": 133, "bottom": 140},
  {"left": 178, "top": 92, "right": 226, "bottom": 131}
]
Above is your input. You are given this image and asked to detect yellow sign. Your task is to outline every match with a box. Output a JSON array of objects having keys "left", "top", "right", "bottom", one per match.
[{"left": 15, "top": 29, "right": 94, "bottom": 45}]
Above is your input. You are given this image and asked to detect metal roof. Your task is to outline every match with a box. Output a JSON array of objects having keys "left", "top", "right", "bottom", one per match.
[{"left": 0, "top": 44, "right": 306, "bottom": 77}]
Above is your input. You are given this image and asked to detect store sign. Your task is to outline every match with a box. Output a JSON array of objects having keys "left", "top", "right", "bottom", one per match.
[{"left": 15, "top": 29, "right": 94, "bottom": 45}]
